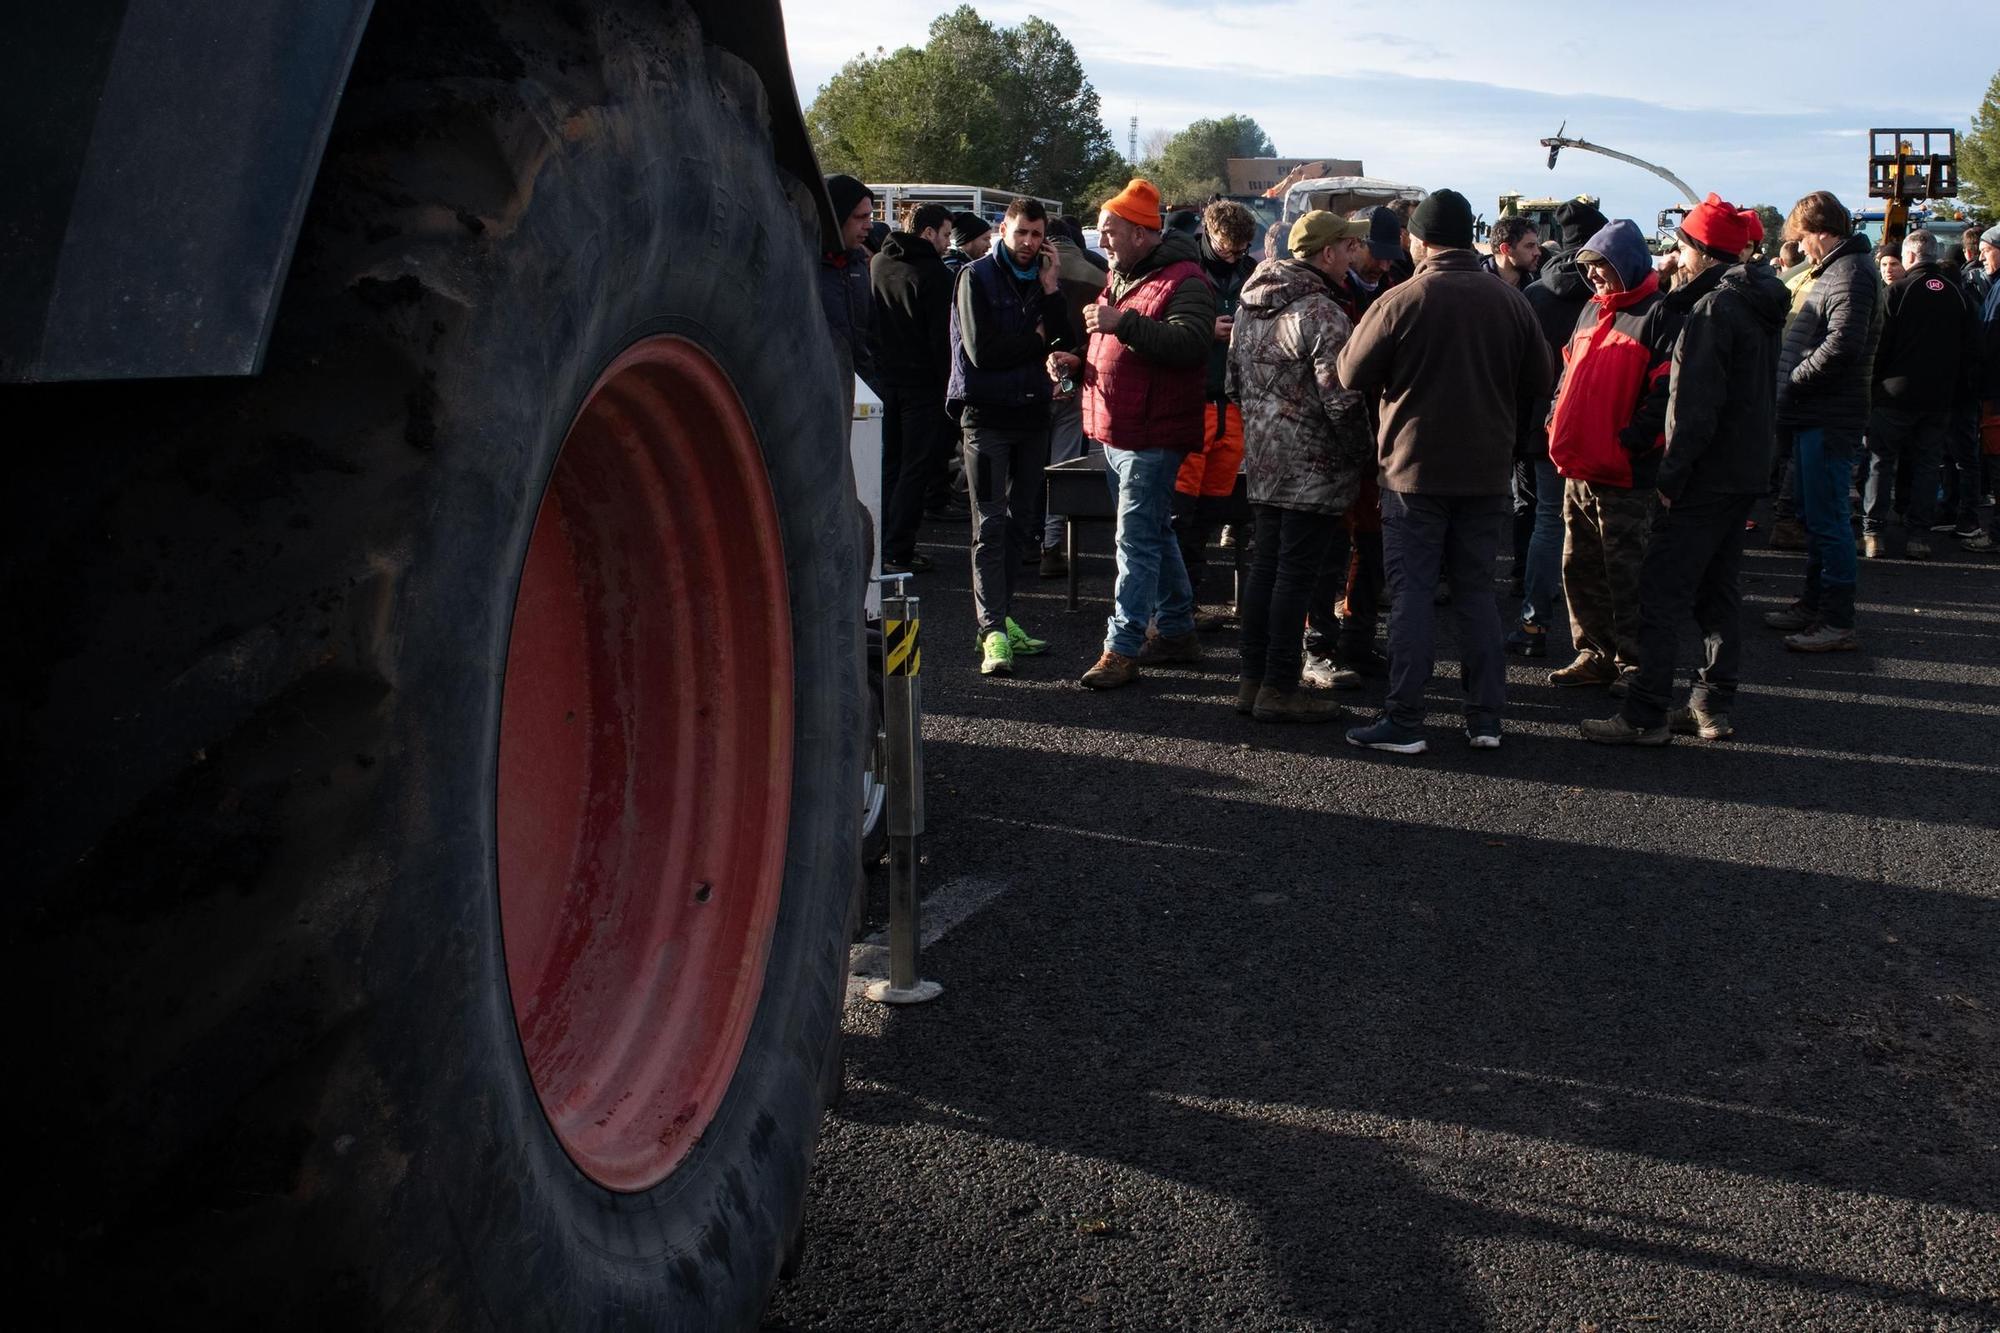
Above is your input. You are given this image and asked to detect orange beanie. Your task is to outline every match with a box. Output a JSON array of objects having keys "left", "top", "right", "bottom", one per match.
[{"left": 1102, "top": 178, "right": 1164, "bottom": 230}]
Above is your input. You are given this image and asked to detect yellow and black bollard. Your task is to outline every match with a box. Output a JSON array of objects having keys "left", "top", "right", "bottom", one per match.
[{"left": 866, "top": 577, "right": 941, "bottom": 1004}]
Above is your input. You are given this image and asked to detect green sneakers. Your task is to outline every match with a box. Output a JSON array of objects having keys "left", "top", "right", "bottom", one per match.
[
  {"left": 979, "top": 630, "right": 1013, "bottom": 676},
  {"left": 1005, "top": 617, "right": 1047, "bottom": 655},
  {"left": 974, "top": 618, "right": 1046, "bottom": 657}
]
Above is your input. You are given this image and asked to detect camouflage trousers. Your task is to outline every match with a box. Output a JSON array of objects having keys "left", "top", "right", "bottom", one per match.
[{"left": 1561, "top": 478, "right": 1656, "bottom": 671}]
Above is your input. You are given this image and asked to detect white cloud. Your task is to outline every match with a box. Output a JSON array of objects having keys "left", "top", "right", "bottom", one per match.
[{"left": 778, "top": 0, "right": 1997, "bottom": 225}]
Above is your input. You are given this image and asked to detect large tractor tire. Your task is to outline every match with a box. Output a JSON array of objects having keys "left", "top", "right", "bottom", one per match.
[{"left": 5, "top": 0, "right": 861, "bottom": 1325}]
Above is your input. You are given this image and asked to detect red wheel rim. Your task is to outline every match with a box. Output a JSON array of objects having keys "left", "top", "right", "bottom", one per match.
[{"left": 497, "top": 335, "right": 794, "bottom": 1192}]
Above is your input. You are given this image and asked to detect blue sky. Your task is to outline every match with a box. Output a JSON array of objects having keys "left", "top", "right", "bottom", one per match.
[{"left": 779, "top": 0, "right": 1998, "bottom": 229}]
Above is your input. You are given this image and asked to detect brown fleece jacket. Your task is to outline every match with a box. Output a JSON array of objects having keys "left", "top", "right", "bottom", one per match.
[{"left": 1335, "top": 248, "right": 1553, "bottom": 495}]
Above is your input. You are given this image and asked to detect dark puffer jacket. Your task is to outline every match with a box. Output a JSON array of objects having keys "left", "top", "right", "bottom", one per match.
[
  {"left": 1776, "top": 233, "right": 1883, "bottom": 433},
  {"left": 1659, "top": 260, "right": 1791, "bottom": 500}
]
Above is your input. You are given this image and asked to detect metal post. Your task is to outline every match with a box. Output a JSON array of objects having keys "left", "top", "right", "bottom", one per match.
[{"left": 866, "top": 579, "right": 941, "bottom": 1004}]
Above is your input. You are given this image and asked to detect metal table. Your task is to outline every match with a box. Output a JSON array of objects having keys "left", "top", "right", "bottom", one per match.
[{"left": 1045, "top": 451, "right": 1251, "bottom": 611}]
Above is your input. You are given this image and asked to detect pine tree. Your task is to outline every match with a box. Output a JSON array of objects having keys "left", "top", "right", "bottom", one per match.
[{"left": 1958, "top": 69, "right": 2000, "bottom": 222}]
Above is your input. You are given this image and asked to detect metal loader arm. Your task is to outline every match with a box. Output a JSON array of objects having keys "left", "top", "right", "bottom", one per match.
[{"left": 1541, "top": 128, "right": 1699, "bottom": 206}]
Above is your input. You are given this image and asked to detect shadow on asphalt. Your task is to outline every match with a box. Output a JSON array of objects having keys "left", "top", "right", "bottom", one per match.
[
  {"left": 799, "top": 507, "right": 1998, "bottom": 1330},
  {"left": 931, "top": 676, "right": 1999, "bottom": 827},
  {"left": 833, "top": 763, "right": 1996, "bottom": 1323}
]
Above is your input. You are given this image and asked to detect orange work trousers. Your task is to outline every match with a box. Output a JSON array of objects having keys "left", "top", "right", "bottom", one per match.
[{"left": 1176, "top": 401, "right": 1244, "bottom": 498}]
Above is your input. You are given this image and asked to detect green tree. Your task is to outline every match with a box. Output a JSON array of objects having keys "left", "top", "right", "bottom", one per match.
[
  {"left": 1748, "top": 205, "right": 1785, "bottom": 248},
  {"left": 1142, "top": 116, "right": 1277, "bottom": 205},
  {"left": 806, "top": 7, "right": 1116, "bottom": 212},
  {"left": 1958, "top": 69, "right": 2000, "bottom": 222},
  {"left": 1075, "top": 152, "right": 1137, "bottom": 217}
]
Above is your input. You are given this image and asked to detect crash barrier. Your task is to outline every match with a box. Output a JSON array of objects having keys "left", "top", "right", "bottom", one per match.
[
  {"left": 1044, "top": 450, "right": 1252, "bottom": 612},
  {"left": 866, "top": 576, "right": 942, "bottom": 1005}
]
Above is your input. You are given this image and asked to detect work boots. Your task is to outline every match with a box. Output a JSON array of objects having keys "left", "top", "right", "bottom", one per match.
[
  {"left": 1547, "top": 652, "right": 1617, "bottom": 687},
  {"left": 1137, "top": 629, "right": 1202, "bottom": 666},
  {"left": 1761, "top": 602, "right": 1816, "bottom": 632},
  {"left": 1080, "top": 651, "right": 1139, "bottom": 690},
  {"left": 1768, "top": 518, "right": 1807, "bottom": 550},
  {"left": 1251, "top": 686, "right": 1344, "bottom": 724}
]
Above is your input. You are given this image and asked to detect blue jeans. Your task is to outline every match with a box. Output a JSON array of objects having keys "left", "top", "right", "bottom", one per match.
[
  {"left": 1792, "top": 426, "right": 1858, "bottom": 629},
  {"left": 1520, "top": 455, "right": 1564, "bottom": 629},
  {"left": 1103, "top": 446, "right": 1196, "bottom": 656}
]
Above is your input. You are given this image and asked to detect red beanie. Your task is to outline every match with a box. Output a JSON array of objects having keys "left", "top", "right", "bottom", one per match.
[{"left": 1680, "top": 192, "right": 1756, "bottom": 258}]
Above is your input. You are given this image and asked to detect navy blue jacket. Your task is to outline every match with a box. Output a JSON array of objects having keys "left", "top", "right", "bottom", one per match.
[{"left": 947, "top": 250, "right": 1065, "bottom": 429}]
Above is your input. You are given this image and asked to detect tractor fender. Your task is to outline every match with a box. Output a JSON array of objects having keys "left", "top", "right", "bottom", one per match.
[{"left": 0, "top": 0, "right": 832, "bottom": 384}]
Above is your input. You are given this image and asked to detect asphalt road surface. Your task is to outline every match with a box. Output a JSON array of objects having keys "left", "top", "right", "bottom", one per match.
[{"left": 766, "top": 502, "right": 1999, "bottom": 1333}]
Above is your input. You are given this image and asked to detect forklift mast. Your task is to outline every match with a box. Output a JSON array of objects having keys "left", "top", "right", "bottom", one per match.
[{"left": 1867, "top": 128, "right": 1958, "bottom": 244}]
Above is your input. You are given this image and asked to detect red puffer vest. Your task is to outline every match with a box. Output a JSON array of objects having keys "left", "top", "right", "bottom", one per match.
[{"left": 1083, "top": 259, "right": 1208, "bottom": 452}]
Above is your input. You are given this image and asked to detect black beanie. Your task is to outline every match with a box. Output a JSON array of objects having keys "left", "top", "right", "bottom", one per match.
[
  {"left": 1553, "top": 199, "right": 1608, "bottom": 249},
  {"left": 825, "top": 174, "right": 872, "bottom": 225},
  {"left": 1408, "top": 189, "right": 1474, "bottom": 250},
  {"left": 951, "top": 210, "right": 991, "bottom": 249}
]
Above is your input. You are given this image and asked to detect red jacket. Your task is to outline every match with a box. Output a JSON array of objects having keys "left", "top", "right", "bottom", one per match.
[{"left": 1547, "top": 271, "right": 1679, "bottom": 488}]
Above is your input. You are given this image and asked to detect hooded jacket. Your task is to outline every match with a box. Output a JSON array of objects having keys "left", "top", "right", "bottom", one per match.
[
  {"left": 869, "top": 232, "right": 953, "bottom": 391},
  {"left": 1225, "top": 260, "right": 1373, "bottom": 515},
  {"left": 1776, "top": 233, "right": 1884, "bottom": 433},
  {"left": 1525, "top": 249, "right": 1594, "bottom": 355},
  {"left": 1658, "top": 260, "right": 1791, "bottom": 499},
  {"left": 1083, "top": 229, "right": 1217, "bottom": 453},
  {"left": 1521, "top": 247, "right": 1594, "bottom": 460},
  {"left": 819, "top": 248, "right": 879, "bottom": 393},
  {"left": 1546, "top": 222, "right": 1680, "bottom": 489},
  {"left": 1200, "top": 231, "right": 1258, "bottom": 400},
  {"left": 1335, "top": 247, "right": 1552, "bottom": 496},
  {"left": 1876, "top": 262, "right": 1978, "bottom": 408}
]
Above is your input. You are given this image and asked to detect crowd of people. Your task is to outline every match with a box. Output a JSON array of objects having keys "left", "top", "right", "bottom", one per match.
[{"left": 819, "top": 168, "right": 2000, "bottom": 752}]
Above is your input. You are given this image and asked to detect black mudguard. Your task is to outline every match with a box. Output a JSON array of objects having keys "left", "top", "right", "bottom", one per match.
[{"left": 0, "top": 0, "right": 830, "bottom": 384}]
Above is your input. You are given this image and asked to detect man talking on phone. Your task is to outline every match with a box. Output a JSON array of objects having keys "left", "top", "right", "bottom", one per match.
[{"left": 947, "top": 197, "right": 1070, "bottom": 676}]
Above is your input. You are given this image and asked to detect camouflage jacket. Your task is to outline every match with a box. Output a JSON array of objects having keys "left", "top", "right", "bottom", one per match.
[{"left": 1225, "top": 259, "right": 1373, "bottom": 515}]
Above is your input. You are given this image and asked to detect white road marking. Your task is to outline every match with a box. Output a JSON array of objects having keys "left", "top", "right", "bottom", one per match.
[{"left": 849, "top": 875, "right": 1008, "bottom": 987}]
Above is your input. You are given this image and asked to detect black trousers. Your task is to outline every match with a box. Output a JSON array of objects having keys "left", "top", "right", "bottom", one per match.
[
  {"left": 1623, "top": 491, "right": 1757, "bottom": 727},
  {"left": 880, "top": 383, "right": 951, "bottom": 563},
  {"left": 1511, "top": 456, "right": 1537, "bottom": 573},
  {"left": 1240, "top": 504, "right": 1341, "bottom": 690},
  {"left": 1305, "top": 520, "right": 1384, "bottom": 660},
  {"left": 962, "top": 423, "right": 1048, "bottom": 636}
]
